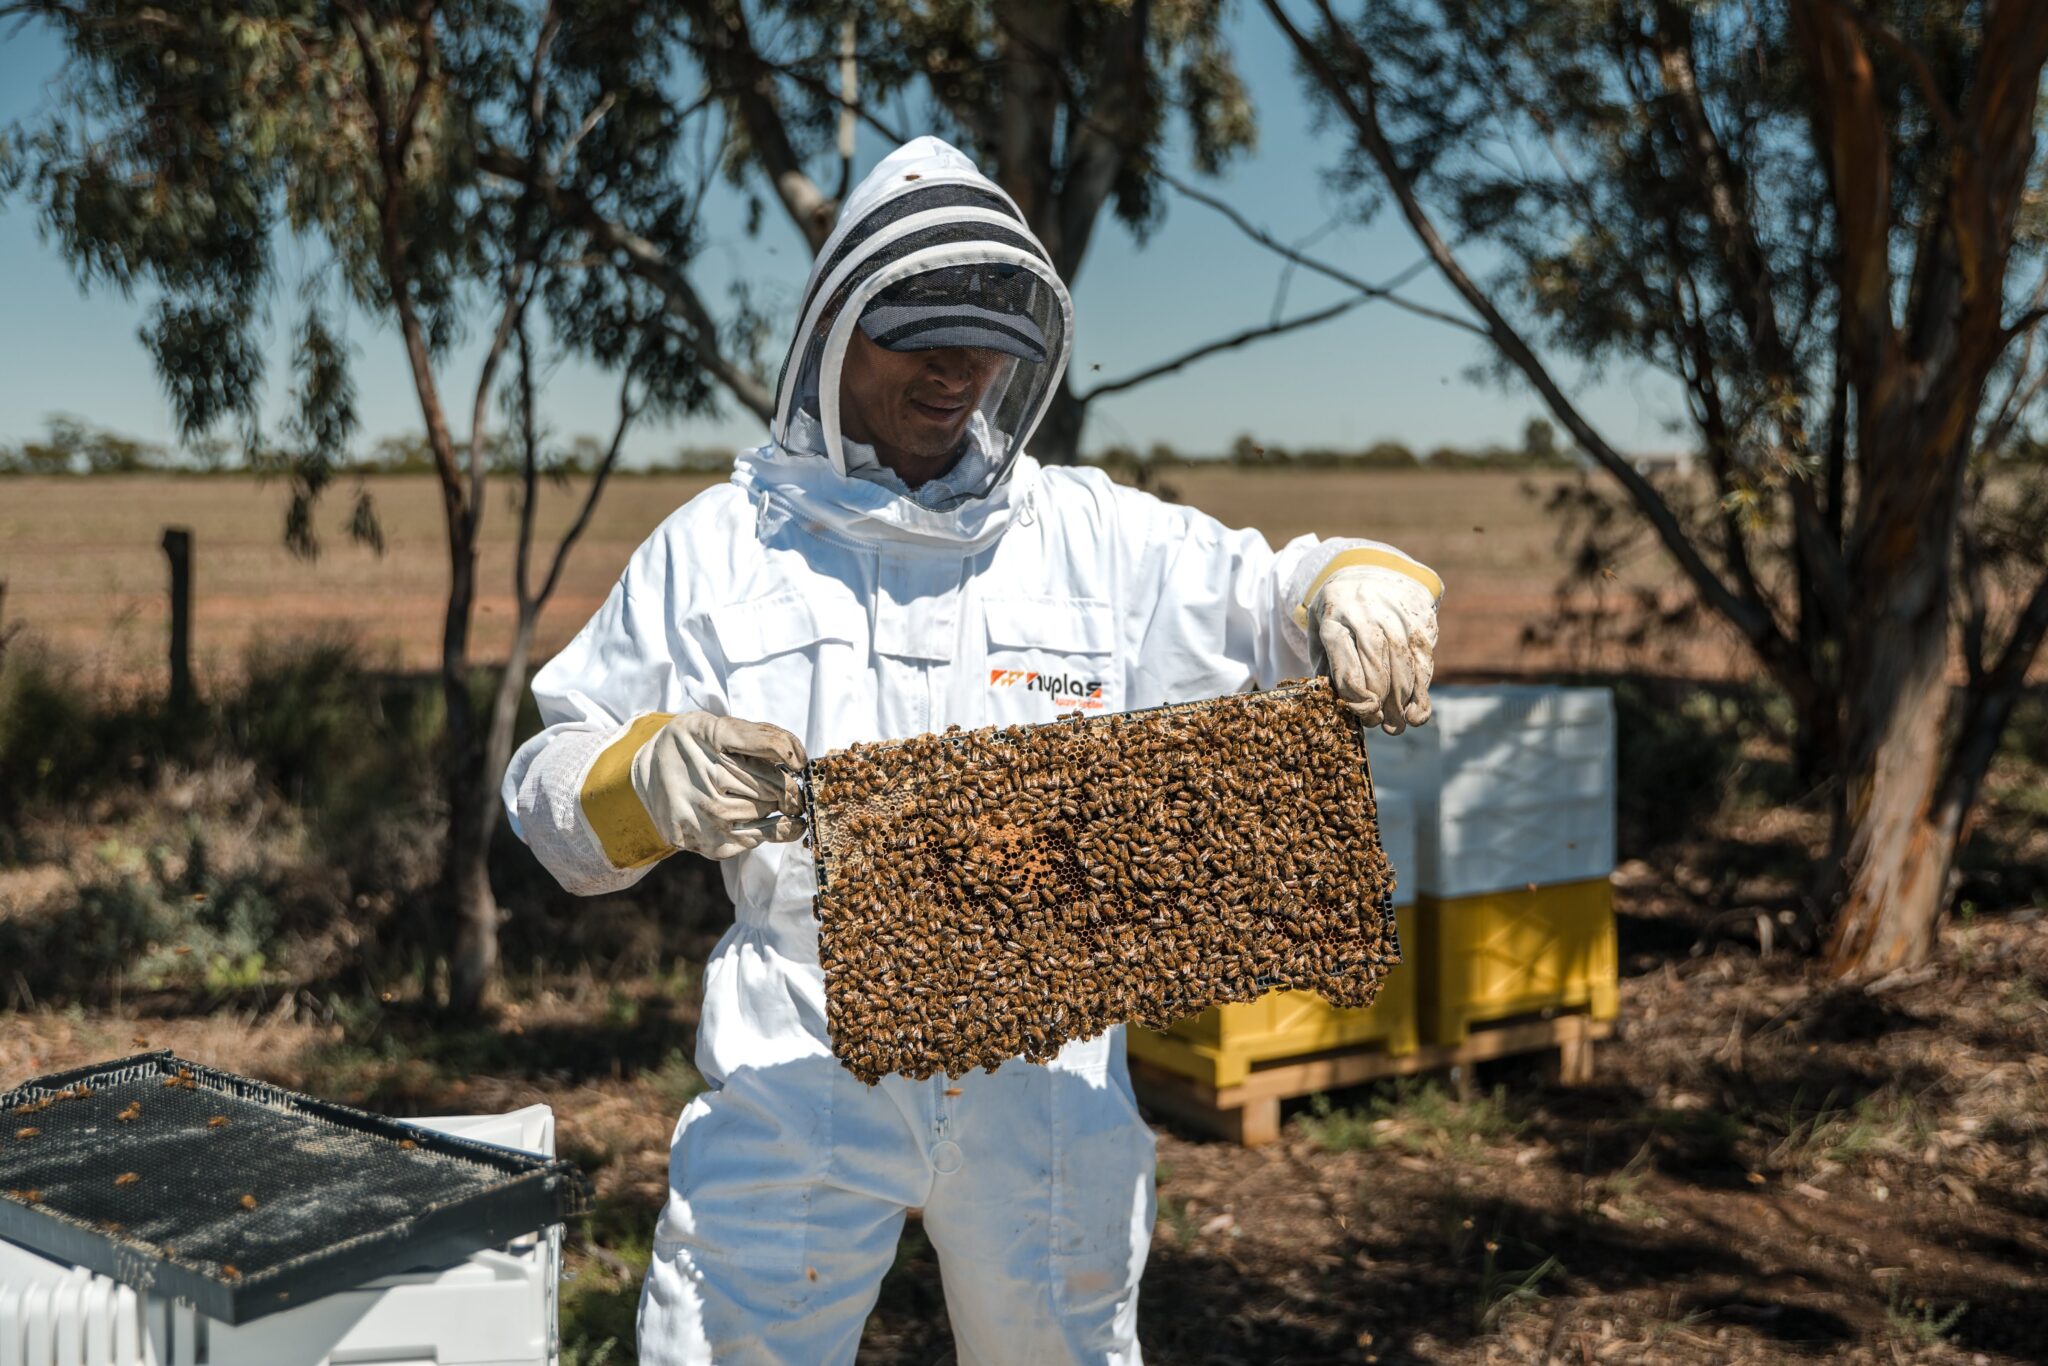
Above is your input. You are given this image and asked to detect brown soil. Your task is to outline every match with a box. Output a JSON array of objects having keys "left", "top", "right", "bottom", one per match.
[{"left": 6, "top": 804, "right": 2044, "bottom": 1364}]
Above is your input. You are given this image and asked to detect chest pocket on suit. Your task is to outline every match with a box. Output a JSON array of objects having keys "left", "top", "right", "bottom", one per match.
[
  {"left": 981, "top": 595, "right": 1119, "bottom": 725},
  {"left": 707, "top": 592, "right": 867, "bottom": 748}
]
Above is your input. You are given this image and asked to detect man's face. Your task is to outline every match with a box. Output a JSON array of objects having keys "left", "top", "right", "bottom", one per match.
[{"left": 839, "top": 329, "right": 1009, "bottom": 482}]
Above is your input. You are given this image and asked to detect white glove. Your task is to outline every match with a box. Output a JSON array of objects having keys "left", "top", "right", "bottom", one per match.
[
  {"left": 1308, "top": 566, "right": 1440, "bottom": 734},
  {"left": 631, "top": 712, "right": 808, "bottom": 860}
]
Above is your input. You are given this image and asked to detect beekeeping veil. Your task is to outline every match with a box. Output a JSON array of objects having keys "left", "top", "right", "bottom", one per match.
[{"left": 771, "top": 137, "right": 1074, "bottom": 509}]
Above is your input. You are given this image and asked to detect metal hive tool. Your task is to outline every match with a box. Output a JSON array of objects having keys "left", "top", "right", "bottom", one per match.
[
  {"left": 0, "top": 1052, "right": 591, "bottom": 1324},
  {"left": 806, "top": 678, "right": 1399, "bottom": 1083}
]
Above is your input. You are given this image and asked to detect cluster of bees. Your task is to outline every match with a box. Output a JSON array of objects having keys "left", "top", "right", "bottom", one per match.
[{"left": 808, "top": 679, "right": 1398, "bottom": 1083}]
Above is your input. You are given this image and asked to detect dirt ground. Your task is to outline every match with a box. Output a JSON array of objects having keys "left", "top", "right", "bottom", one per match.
[
  {"left": 1, "top": 469, "right": 1750, "bottom": 689},
  {"left": 6, "top": 792, "right": 2044, "bottom": 1365}
]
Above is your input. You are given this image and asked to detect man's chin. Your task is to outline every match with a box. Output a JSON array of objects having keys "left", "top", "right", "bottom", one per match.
[{"left": 901, "top": 417, "right": 971, "bottom": 455}]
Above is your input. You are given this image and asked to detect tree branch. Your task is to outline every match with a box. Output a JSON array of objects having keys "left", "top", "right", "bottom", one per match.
[
  {"left": 466, "top": 4, "right": 559, "bottom": 539},
  {"left": 1051, "top": 0, "right": 1151, "bottom": 285},
  {"left": 678, "top": 0, "right": 835, "bottom": 250},
  {"left": 336, "top": 0, "right": 466, "bottom": 513},
  {"left": 2001, "top": 302, "right": 2048, "bottom": 350},
  {"left": 1267, "top": 0, "right": 1778, "bottom": 653},
  {"left": 535, "top": 363, "right": 639, "bottom": 613},
  {"left": 1787, "top": 0, "right": 1897, "bottom": 397},
  {"left": 1815, "top": 0, "right": 1966, "bottom": 149},
  {"left": 1073, "top": 294, "right": 1369, "bottom": 403},
  {"left": 395, "top": 2, "right": 439, "bottom": 156},
  {"left": 481, "top": 146, "right": 776, "bottom": 422},
  {"left": 1155, "top": 165, "right": 1485, "bottom": 337}
]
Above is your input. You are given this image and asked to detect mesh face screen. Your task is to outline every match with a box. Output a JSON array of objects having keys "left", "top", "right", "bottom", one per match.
[{"left": 807, "top": 679, "right": 1399, "bottom": 1083}]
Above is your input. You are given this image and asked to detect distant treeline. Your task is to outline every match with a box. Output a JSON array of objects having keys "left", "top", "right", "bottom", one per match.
[
  {"left": 5, "top": 415, "right": 1598, "bottom": 476},
  {"left": 0, "top": 419, "right": 737, "bottom": 477},
  {"left": 1092, "top": 419, "right": 1583, "bottom": 471}
]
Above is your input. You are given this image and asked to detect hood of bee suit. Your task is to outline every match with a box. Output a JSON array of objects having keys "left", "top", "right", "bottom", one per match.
[{"left": 738, "top": 136, "right": 1074, "bottom": 551}]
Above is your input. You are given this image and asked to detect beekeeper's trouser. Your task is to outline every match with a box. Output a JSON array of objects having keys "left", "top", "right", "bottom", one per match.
[{"left": 635, "top": 1022, "right": 1155, "bottom": 1365}]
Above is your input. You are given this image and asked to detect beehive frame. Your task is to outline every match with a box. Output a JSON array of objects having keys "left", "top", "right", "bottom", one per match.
[{"left": 806, "top": 678, "right": 1399, "bottom": 1083}]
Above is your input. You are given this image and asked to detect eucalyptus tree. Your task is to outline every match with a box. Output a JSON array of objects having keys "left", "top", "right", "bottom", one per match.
[
  {"left": 1266, "top": 0, "right": 2048, "bottom": 975},
  {"left": 494, "top": 0, "right": 1346, "bottom": 464},
  {"left": 4, "top": 0, "right": 720, "bottom": 1010}
]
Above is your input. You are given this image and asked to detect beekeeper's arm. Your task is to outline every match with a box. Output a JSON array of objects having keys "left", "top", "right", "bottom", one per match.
[
  {"left": 1112, "top": 482, "right": 1442, "bottom": 733},
  {"left": 502, "top": 526, "right": 806, "bottom": 897}
]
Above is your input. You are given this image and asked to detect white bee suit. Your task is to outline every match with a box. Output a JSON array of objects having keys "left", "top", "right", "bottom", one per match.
[{"left": 503, "top": 136, "right": 1442, "bottom": 1365}]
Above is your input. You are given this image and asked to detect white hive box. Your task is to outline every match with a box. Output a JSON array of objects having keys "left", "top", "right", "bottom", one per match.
[
  {"left": 1365, "top": 685, "right": 1616, "bottom": 898},
  {"left": 1376, "top": 785, "right": 1419, "bottom": 915},
  {"left": 0, "top": 1105, "right": 560, "bottom": 1366}
]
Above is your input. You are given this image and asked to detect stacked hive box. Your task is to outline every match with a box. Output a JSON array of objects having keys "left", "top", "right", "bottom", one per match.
[
  {"left": 1365, "top": 685, "right": 1619, "bottom": 1046},
  {"left": 1127, "top": 787, "right": 1420, "bottom": 1088}
]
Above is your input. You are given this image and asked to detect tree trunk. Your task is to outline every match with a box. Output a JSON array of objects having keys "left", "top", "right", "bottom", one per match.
[
  {"left": 1820, "top": 644, "right": 1959, "bottom": 976},
  {"left": 458, "top": 607, "right": 540, "bottom": 1011},
  {"left": 1821, "top": 422, "right": 1966, "bottom": 977},
  {"left": 444, "top": 528, "right": 499, "bottom": 1015},
  {"left": 1034, "top": 379, "right": 1087, "bottom": 466},
  {"left": 1789, "top": 675, "right": 1842, "bottom": 795}
]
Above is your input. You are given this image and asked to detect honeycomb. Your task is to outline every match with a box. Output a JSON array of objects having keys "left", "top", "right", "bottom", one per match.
[{"left": 807, "top": 678, "right": 1398, "bottom": 1083}]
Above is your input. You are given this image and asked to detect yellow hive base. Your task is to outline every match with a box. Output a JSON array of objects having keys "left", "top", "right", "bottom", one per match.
[
  {"left": 1131, "top": 1013, "right": 1614, "bottom": 1146},
  {"left": 1413, "top": 878, "right": 1619, "bottom": 1047},
  {"left": 1129, "top": 906, "right": 1419, "bottom": 1090}
]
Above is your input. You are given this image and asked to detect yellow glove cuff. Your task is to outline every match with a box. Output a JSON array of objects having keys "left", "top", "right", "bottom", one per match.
[
  {"left": 1291, "top": 548, "right": 1445, "bottom": 629},
  {"left": 580, "top": 712, "right": 677, "bottom": 870}
]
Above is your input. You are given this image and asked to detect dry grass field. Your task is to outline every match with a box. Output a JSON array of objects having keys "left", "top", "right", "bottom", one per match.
[{"left": 0, "top": 467, "right": 1740, "bottom": 689}]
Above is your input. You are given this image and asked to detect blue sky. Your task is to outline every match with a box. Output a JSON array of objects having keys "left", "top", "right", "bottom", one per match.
[{"left": 0, "top": 8, "right": 1684, "bottom": 465}]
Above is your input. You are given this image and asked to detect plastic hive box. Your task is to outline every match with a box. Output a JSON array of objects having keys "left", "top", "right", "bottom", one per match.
[
  {"left": 1362, "top": 684, "right": 1620, "bottom": 1045},
  {"left": 0, "top": 1105, "right": 560, "bottom": 1366},
  {"left": 1411, "top": 878, "right": 1619, "bottom": 1047},
  {"left": 1363, "top": 684, "right": 1616, "bottom": 899},
  {"left": 1128, "top": 786, "right": 1421, "bottom": 1088}
]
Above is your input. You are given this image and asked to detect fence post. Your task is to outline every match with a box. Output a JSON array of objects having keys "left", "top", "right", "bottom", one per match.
[{"left": 161, "top": 527, "right": 192, "bottom": 708}]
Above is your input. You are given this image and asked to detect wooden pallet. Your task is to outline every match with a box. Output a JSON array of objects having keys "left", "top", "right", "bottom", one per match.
[{"left": 1129, "top": 1011, "right": 1616, "bottom": 1146}]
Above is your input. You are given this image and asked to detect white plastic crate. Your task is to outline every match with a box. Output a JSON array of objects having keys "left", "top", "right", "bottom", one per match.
[
  {"left": 1366, "top": 685, "right": 1616, "bottom": 898},
  {"left": 0, "top": 1105, "right": 560, "bottom": 1366}
]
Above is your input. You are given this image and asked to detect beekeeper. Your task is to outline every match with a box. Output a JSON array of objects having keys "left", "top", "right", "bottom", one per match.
[{"left": 504, "top": 136, "right": 1443, "bottom": 1365}]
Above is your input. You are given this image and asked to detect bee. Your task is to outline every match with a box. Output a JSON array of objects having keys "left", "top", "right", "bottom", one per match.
[
  {"left": 222, "top": 1264, "right": 241, "bottom": 1280},
  {"left": 14, "top": 1127, "right": 37, "bottom": 1140},
  {"left": 118, "top": 1102, "right": 142, "bottom": 1122},
  {"left": 240, "top": 1194, "right": 258, "bottom": 1210},
  {"left": 115, "top": 1172, "right": 140, "bottom": 1186},
  {"left": 399, "top": 1139, "right": 418, "bottom": 1151},
  {"left": 208, "top": 1115, "right": 229, "bottom": 1128}
]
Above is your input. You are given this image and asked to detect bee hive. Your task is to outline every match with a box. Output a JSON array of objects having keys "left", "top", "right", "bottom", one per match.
[{"left": 807, "top": 678, "right": 1399, "bottom": 1083}]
